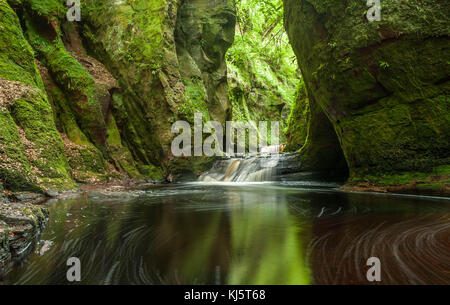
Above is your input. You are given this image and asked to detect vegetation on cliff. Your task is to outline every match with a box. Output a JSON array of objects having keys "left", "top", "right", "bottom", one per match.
[
  {"left": 0, "top": 0, "right": 448, "bottom": 196},
  {"left": 284, "top": 0, "right": 449, "bottom": 192},
  {"left": 227, "top": 0, "right": 300, "bottom": 142}
]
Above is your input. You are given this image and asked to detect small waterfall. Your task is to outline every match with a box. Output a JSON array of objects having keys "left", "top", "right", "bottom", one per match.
[
  {"left": 197, "top": 151, "right": 344, "bottom": 184},
  {"left": 198, "top": 155, "right": 278, "bottom": 183}
]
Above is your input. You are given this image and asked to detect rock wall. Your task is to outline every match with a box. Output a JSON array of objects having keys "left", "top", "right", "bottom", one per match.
[
  {"left": 284, "top": 0, "right": 450, "bottom": 191},
  {"left": 82, "top": 0, "right": 235, "bottom": 175},
  {"left": 175, "top": 0, "right": 236, "bottom": 124},
  {"left": 0, "top": 0, "right": 76, "bottom": 193},
  {"left": 0, "top": 0, "right": 237, "bottom": 193}
]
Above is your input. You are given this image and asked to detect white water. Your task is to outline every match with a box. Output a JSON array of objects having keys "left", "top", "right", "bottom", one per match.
[{"left": 198, "top": 155, "right": 278, "bottom": 182}]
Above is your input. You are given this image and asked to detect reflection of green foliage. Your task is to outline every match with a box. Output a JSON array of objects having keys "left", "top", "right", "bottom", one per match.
[
  {"left": 379, "top": 61, "right": 390, "bottom": 69},
  {"left": 228, "top": 190, "right": 311, "bottom": 285}
]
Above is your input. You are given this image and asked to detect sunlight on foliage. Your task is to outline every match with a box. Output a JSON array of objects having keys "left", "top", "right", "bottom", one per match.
[{"left": 227, "top": 0, "right": 301, "bottom": 142}]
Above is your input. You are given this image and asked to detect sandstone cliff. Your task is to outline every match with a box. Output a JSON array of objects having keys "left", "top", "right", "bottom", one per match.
[
  {"left": 0, "top": 0, "right": 237, "bottom": 193},
  {"left": 284, "top": 0, "right": 449, "bottom": 193}
]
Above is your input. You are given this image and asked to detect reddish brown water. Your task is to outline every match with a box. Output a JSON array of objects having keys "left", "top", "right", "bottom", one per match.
[{"left": 2, "top": 183, "right": 449, "bottom": 285}]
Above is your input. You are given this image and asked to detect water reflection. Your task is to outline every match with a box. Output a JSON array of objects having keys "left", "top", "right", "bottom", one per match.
[
  {"left": 2, "top": 183, "right": 450, "bottom": 285},
  {"left": 224, "top": 186, "right": 310, "bottom": 284}
]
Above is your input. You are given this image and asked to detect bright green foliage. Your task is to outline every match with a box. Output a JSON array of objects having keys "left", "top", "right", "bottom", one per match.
[
  {"left": 8, "top": 0, "right": 65, "bottom": 18},
  {"left": 227, "top": 0, "right": 300, "bottom": 143},
  {"left": 0, "top": 0, "right": 76, "bottom": 192},
  {"left": 178, "top": 79, "right": 211, "bottom": 123},
  {"left": 23, "top": 15, "right": 108, "bottom": 150}
]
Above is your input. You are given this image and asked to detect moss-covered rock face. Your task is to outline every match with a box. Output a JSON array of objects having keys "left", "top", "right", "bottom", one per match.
[
  {"left": 175, "top": 0, "right": 236, "bottom": 123},
  {"left": 8, "top": 0, "right": 165, "bottom": 183},
  {"left": 80, "top": 0, "right": 182, "bottom": 167},
  {"left": 285, "top": 84, "right": 309, "bottom": 151},
  {"left": 0, "top": 0, "right": 76, "bottom": 192},
  {"left": 0, "top": 0, "right": 236, "bottom": 188},
  {"left": 81, "top": 0, "right": 236, "bottom": 174},
  {"left": 284, "top": 0, "right": 450, "bottom": 186}
]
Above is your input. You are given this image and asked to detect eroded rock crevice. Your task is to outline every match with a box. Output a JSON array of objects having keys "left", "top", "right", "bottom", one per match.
[{"left": 284, "top": 0, "right": 450, "bottom": 192}]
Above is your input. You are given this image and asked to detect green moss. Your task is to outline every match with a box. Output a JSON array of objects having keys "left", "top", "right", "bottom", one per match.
[
  {"left": 0, "top": 1, "right": 43, "bottom": 87},
  {"left": 349, "top": 163, "right": 450, "bottom": 189},
  {"left": 23, "top": 0, "right": 65, "bottom": 18},
  {"left": 105, "top": 113, "right": 142, "bottom": 179},
  {"left": 285, "top": 83, "right": 310, "bottom": 151},
  {"left": 81, "top": 0, "right": 236, "bottom": 169},
  {"left": 11, "top": 96, "right": 76, "bottom": 189},
  {"left": 416, "top": 183, "right": 446, "bottom": 192},
  {"left": 0, "top": 1, "right": 75, "bottom": 192},
  {"left": 178, "top": 78, "right": 210, "bottom": 122},
  {"left": 0, "top": 107, "right": 41, "bottom": 192},
  {"left": 22, "top": 13, "right": 108, "bottom": 150},
  {"left": 39, "top": 69, "right": 122, "bottom": 183},
  {"left": 19, "top": 3, "right": 146, "bottom": 180},
  {"left": 435, "top": 165, "right": 450, "bottom": 176},
  {"left": 175, "top": 0, "right": 236, "bottom": 125},
  {"left": 136, "top": 163, "right": 164, "bottom": 181},
  {"left": 81, "top": 0, "right": 182, "bottom": 165},
  {"left": 167, "top": 156, "right": 217, "bottom": 178},
  {"left": 83, "top": 0, "right": 167, "bottom": 66},
  {"left": 284, "top": 0, "right": 450, "bottom": 184}
]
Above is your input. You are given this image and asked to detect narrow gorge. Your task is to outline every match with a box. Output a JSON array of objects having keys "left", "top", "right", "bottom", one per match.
[{"left": 0, "top": 0, "right": 449, "bottom": 285}]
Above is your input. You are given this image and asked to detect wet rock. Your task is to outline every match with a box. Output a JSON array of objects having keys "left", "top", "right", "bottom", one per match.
[
  {"left": 0, "top": 220, "right": 10, "bottom": 271},
  {"left": 0, "top": 201, "right": 49, "bottom": 268},
  {"left": 104, "top": 186, "right": 126, "bottom": 192},
  {"left": 45, "top": 189, "right": 59, "bottom": 198},
  {"left": 88, "top": 190, "right": 146, "bottom": 203},
  {"left": 12, "top": 192, "right": 44, "bottom": 202}
]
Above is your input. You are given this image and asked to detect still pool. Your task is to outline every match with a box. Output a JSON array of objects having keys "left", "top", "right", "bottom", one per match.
[{"left": 2, "top": 182, "right": 450, "bottom": 285}]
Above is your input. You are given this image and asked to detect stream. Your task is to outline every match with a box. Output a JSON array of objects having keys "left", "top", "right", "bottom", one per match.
[{"left": 2, "top": 177, "right": 449, "bottom": 285}]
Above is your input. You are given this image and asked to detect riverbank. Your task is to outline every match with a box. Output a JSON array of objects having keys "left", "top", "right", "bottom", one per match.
[
  {"left": 0, "top": 199, "right": 48, "bottom": 275},
  {"left": 3, "top": 181, "right": 449, "bottom": 285},
  {"left": 341, "top": 183, "right": 450, "bottom": 197},
  {"left": 342, "top": 170, "right": 450, "bottom": 197},
  {"left": 0, "top": 179, "right": 162, "bottom": 275},
  {"left": 1, "top": 168, "right": 448, "bottom": 276}
]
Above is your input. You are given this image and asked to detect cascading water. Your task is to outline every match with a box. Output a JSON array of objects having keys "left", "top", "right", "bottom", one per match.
[
  {"left": 198, "top": 157, "right": 277, "bottom": 182},
  {"left": 198, "top": 147, "right": 303, "bottom": 183},
  {"left": 198, "top": 150, "right": 348, "bottom": 185}
]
